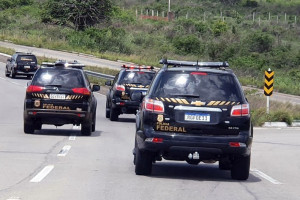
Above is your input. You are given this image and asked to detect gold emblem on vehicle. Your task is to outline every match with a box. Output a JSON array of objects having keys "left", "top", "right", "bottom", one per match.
[
  {"left": 157, "top": 114, "right": 164, "bottom": 122},
  {"left": 191, "top": 101, "right": 205, "bottom": 106},
  {"left": 34, "top": 100, "right": 40, "bottom": 107}
]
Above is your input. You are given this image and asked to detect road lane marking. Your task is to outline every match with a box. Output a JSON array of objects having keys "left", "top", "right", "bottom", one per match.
[
  {"left": 7, "top": 197, "right": 21, "bottom": 200},
  {"left": 69, "top": 135, "right": 76, "bottom": 140},
  {"left": 57, "top": 145, "right": 71, "bottom": 157},
  {"left": 251, "top": 169, "right": 282, "bottom": 184},
  {"left": 30, "top": 165, "right": 54, "bottom": 183}
]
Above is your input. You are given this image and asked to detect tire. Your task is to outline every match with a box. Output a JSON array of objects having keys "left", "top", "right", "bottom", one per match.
[
  {"left": 81, "top": 121, "right": 92, "bottom": 136},
  {"left": 105, "top": 102, "right": 110, "bottom": 118},
  {"left": 219, "top": 159, "right": 231, "bottom": 170},
  {"left": 24, "top": 120, "right": 34, "bottom": 134},
  {"left": 135, "top": 148, "right": 153, "bottom": 175},
  {"left": 231, "top": 155, "right": 251, "bottom": 180},
  {"left": 5, "top": 67, "right": 9, "bottom": 77},
  {"left": 109, "top": 107, "right": 119, "bottom": 121},
  {"left": 10, "top": 68, "right": 15, "bottom": 78},
  {"left": 92, "top": 112, "right": 96, "bottom": 132},
  {"left": 35, "top": 123, "right": 42, "bottom": 130}
]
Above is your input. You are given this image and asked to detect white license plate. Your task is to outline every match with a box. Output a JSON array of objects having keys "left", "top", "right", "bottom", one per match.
[
  {"left": 184, "top": 113, "right": 210, "bottom": 122},
  {"left": 50, "top": 94, "right": 66, "bottom": 100},
  {"left": 24, "top": 65, "right": 30, "bottom": 69}
]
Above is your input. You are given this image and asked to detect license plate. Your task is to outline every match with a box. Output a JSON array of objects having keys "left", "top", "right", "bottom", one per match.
[
  {"left": 50, "top": 94, "right": 66, "bottom": 100},
  {"left": 24, "top": 65, "right": 30, "bottom": 69},
  {"left": 184, "top": 113, "right": 210, "bottom": 122}
]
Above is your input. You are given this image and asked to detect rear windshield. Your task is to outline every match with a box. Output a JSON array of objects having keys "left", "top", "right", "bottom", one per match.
[
  {"left": 118, "top": 71, "right": 155, "bottom": 86},
  {"left": 151, "top": 72, "right": 243, "bottom": 102},
  {"left": 17, "top": 55, "right": 37, "bottom": 63},
  {"left": 32, "top": 69, "right": 85, "bottom": 88}
]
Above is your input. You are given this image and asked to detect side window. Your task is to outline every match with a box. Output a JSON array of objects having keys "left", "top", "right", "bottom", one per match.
[
  {"left": 12, "top": 54, "right": 17, "bottom": 62},
  {"left": 113, "top": 73, "right": 120, "bottom": 86}
]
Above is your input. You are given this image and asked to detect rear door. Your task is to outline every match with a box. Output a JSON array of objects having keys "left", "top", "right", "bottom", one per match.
[
  {"left": 150, "top": 71, "right": 247, "bottom": 136},
  {"left": 16, "top": 55, "right": 37, "bottom": 73}
]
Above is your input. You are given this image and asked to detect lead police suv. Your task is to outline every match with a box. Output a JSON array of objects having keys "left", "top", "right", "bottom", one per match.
[
  {"left": 133, "top": 59, "right": 253, "bottom": 180},
  {"left": 23, "top": 61, "right": 100, "bottom": 136}
]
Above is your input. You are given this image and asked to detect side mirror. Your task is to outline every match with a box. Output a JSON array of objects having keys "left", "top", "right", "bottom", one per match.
[
  {"left": 131, "top": 92, "right": 143, "bottom": 102},
  {"left": 105, "top": 81, "right": 112, "bottom": 86},
  {"left": 92, "top": 84, "right": 100, "bottom": 92},
  {"left": 7, "top": 58, "right": 11, "bottom": 62}
]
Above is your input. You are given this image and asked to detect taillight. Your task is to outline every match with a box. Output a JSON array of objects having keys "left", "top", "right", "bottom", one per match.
[
  {"left": 72, "top": 88, "right": 91, "bottom": 95},
  {"left": 144, "top": 98, "right": 164, "bottom": 113},
  {"left": 231, "top": 104, "right": 249, "bottom": 117},
  {"left": 26, "top": 85, "right": 44, "bottom": 93},
  {"left": 116, "top": 85, "right": 125, "bottom": 91}
]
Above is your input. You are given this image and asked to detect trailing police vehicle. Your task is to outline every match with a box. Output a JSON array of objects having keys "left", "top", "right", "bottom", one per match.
[
  {"left": 23, "top": 60, "right": 100, "bottom": 136},
  {"left": 133, "top": 59, "right": 253, "bottom": 180},
  {"left": 105, "top": 65, "right": 156, "bottom": 121}
]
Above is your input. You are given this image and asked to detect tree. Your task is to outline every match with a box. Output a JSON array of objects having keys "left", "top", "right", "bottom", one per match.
[{"left": 44, "top": 0, "right": 112, "bottom": 30}]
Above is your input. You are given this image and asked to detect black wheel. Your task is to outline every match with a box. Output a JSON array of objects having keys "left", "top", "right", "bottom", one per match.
[
  {"left": 133, "top": 138, "right": 137, "bottom": 165},
  {"left": 10, "top": 68, "right": 15, "bottom": 78},
  {"left": 219, "top": 159, "right": 231, "bottom": 170},
  {"left": 24, "top": 120, "right": 34, "bottom": 134},
  {"left": 105, "top": 102, "right": 110, "bottom": 118},
  {"left": 135, "top": 148, "right": 153, "bottom": 175},
  {"left": 34, "top": 123, "right": 42, "bottom": 130},
  {"left": 5, "top": 67, "right": 9, "bottom": 77},
  {"left": 109, "top": 107, "right": 119, "bottom": 121},
  {"left": 81, "top": 121, "right": 92, "bottom": 136},
  {"left": 92, "top": 112, "right": 96, "bottom": 132},
  {"left": 231, "top": 155, "right": 251, "bottom": 180}
]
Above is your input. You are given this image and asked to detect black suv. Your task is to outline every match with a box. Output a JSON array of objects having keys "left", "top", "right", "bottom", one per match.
[
  {"left": 23, "top": 61, "right": 100, "bottom": 136},
  {"left": 133, "top": 60, "right": 253, "bottom": 180},
  {"left": 5, "top": 52, "right": 38, "bottom": 78},
  {"left": 105, "top": 65, "right": 156, "bottom": 121}
]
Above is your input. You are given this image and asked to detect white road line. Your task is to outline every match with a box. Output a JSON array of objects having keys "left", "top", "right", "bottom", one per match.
[
  {"left": 57, "top": 145, "right": 71, "bottom": 157},
  {"left": 7, "top": 197, "right": 21, "bottom": 200},
  {"left": 251, "top": 169, "right": 282, "bottom": 184},
  {"left": 30, "top": 165, "right": 54, "bottom": 183},
  {"left": 69, "top": 135, "right": 76, "bottom": 141}
]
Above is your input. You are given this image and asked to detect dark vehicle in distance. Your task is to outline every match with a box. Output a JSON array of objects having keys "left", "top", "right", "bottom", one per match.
[
  {"left": 105, "top": 65, "right": 156, "bottom": 121},
  {"left": 23, "top": 61, "right": 100, "bottom": 136},
  {"left": 133, "top": 59, "right": 253, "bottom": 180},
  {"left": 5, "top": 52, "right": 38, "bottom": 78}
]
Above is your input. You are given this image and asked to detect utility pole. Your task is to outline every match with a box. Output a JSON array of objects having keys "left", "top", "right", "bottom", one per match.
[{"left": 168, "top": 0, "right": 171, "bottom": 12}]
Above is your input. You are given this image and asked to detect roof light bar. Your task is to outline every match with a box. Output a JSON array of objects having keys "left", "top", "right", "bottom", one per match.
[
  {"left": 122, "top": 64, "right": 154, "bottom": 70},
  {"left": 159, "top": 59, "right": 229, "bottom": 68}
]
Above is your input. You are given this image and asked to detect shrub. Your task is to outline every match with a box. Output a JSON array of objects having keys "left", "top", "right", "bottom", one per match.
[
  {"left": 211, "top": 20, "right": 228, "bottom": 37},
  {"left": 270, "top": 111, "right": 293, "bottom": 125},
  {"left": 172, "top": 35, "right": 203, "bottom": 55},
  {"left": 245, "top": 31, "right": 274, "bottom": 53}
]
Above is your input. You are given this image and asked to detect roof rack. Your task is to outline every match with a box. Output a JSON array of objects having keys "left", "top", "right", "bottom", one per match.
[
  {"left": 54, "top": 60, "right": 85, "bottom": 69},
  {"left": 160, "top": 59, "right": 229, "bottom": 69},
  {"left": 122, "top": 64, "right": 154, "bottom": 70}
]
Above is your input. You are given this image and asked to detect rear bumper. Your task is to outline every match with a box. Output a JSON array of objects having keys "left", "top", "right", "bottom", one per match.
[
  {"left": 136, "top": 129, "right": 252, "bottom": 159},
  {"left": 112, "top": 98, "right": 140, "bottom": 114},
  {"left": 15, "top": 69, "right": 36, "bottom": 75},
  {"left": 24, "top": 109, "right": 90, "bottom": 125}
]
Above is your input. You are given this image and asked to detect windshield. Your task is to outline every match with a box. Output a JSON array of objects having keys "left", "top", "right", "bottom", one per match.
[
  {"left": 32, "top": 69, "right": 85, "bottom": 88},
  {"left": 119, "top": 71, "right": 155, "bottom": 86},
  {"left": 152, "top": 72, "right": 243, "bottom": 102},
  {"left": 17, "top": 55, "right": 37, "bottom": 64}
]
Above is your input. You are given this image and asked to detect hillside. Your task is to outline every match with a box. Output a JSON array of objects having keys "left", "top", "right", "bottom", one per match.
[{"left": 0, "top": 0, "right": 300, "bottom": 95}]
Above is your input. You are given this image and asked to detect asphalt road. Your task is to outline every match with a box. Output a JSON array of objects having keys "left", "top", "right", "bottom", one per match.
[
  {"left": 0, "top": 41, "right": 128, "bottom": 70},
  {"left": 1, "top": 62, "right": 300, "bottom": 200}
]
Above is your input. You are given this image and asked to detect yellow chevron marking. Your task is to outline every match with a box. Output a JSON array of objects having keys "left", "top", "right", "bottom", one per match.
[
  {"left": 237, "top": 102, "right": 241, "bottom": 105},
  {"left": 219, "top": 101, "right": 226, "bottom": 105},
  {"left": 265, "top": 79, "right": 274, "bottom": 86},
  {"left": 176, "top": 98, "right": 183, "bottom": 104},
  {"left": 156, "top": 97, "right": 159, "bottom": 100},
  {"left": 231, "top": 102, "right": 236, "bottom": 105},
  {"left": 160, "top": 97, "right": 165, "bottom": 101},
  {"left": 165, "top": 98, "right": 171, "bottom": 102},
  {"left": 265, "top": 71, "right": 274, "bottom": 78},
  {"left": 170, "top": 98, "right": 177, "bottom": 103},
  {"left": 213, "top": 101, "right": 221, "bottom": 106},
  {"left": 264, "top": 86, "right": 273, "bottom": 94},
  {"left": 225, "top": 101, "right": 231, "bottom": 105},
  {"left": 181, "top": 99, "right": 189, "bottom": 104},
  {"left": 44, "top": 94, "right": 49, "bottom": 99},
  {"left": 207, "top": 101, "right": 215, "bottom": 106}
]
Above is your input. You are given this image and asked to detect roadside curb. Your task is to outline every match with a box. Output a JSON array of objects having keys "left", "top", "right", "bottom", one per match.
[{"left": 263, "top": 121, "right": 300, "bottom": 128}]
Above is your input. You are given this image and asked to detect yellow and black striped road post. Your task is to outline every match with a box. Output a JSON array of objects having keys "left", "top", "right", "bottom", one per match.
[{"left": 264, "top": 68, "right": 274, "bottom": 114}]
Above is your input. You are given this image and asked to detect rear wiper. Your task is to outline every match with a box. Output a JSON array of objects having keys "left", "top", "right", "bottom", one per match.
[
  {"left": 45, "top": 84, "right": 62, "bottom": 88},
  {"left": 170, "top": 94, "right": 200, "bottom": 98}
]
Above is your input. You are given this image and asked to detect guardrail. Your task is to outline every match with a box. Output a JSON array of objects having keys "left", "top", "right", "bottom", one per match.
[{"left": 84, "top": 70, "right": 114, "bottom": 80}]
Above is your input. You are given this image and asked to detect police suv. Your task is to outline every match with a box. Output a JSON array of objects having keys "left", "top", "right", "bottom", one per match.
[
  {"left": 133, "top": 59, "right": 253, "bottom": 180},
  {"left": 23, "top": 60, "right": 100, "bottom": 136},
  {"left": 105, "top": 65, "right": 156, "bottom": 121}
]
